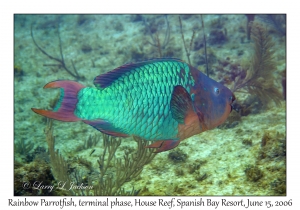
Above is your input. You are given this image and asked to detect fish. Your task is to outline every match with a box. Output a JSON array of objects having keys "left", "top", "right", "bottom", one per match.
[{"left": 32, "top": 58, "right": 235, "bottom": 153}]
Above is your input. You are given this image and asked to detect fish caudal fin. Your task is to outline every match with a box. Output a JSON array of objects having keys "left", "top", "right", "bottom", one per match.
[{"left": 31, "top": 80, "right": 85, "bottom": 122}]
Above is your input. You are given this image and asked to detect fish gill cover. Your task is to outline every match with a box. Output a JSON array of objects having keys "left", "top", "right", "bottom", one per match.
[{"left": 14, "top": 14, "right": 286, "bottom": 196}]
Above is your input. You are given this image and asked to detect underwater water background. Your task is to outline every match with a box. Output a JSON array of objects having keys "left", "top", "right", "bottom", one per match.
[{"left": 14, "top": 14, "right": 286, "bottom": 196}]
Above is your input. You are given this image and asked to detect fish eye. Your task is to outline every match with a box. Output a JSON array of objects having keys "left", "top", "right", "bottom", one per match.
[{"left": 214, "top": 87, "right": 220, "bottom": 95}]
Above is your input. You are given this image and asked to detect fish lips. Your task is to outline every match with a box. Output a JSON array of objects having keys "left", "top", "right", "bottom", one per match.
[{"left": 230, "top": 94, "right": 236, "bottom": 112}]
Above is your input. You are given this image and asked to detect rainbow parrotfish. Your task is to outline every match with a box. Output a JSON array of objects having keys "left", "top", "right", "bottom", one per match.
[{"left": 32, "top": 58, "right": 235, "bottom": 152}]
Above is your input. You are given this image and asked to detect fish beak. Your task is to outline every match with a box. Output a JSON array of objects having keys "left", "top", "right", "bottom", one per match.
[
  {"left": 231, "top": 94, "right": 236, "bottom": 103},
  {"left": 231, "top": 100, "right": 243, "bottom": 113},
  {"left": 230, "top": 94, "right": 236, "bottom": 112}
]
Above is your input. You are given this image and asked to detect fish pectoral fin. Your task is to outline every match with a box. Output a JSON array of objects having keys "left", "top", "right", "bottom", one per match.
[
  {"left": 82, "top": 119, "right": 128, "bottom": 137},
  {"left": 146, "top": 140, "right": 180, "bottom": 153},
  {"left": 170, "top": 85, "right": 195, "bottom": 124}
]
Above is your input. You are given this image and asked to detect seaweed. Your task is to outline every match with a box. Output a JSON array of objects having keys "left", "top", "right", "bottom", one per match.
[
  {"left": 200, "top": 15, "right": 209, "bottom": 77},
  {"left": 77, "top": 15, "right": 93, "bottom": 26},
  {"left": 144, "top": 15, "right": 171, "bottom": 58},
  {"left": 174, "top": 168, "right": 185, "bottom": 176},
  {"left": 187, "top": 161, "right": 203, "bottom": 174},
  {"left": 183, "top": 15, "right": 210, "bottom": 76},
  {"left": 24, "top": 146, "right": 49, "bottom": 163},
  {"left": 281, "top": 69, "right": 286, "bottom": 100},
  {"left": 84, "top": 134, "right": 100, "bottom": 149},
  {"left": 194, "top": 48, "right": 217, "bottom": 76},
  {"left": 178, "top": 16, "right": 195, "bottom": 65},
  {"left": 95, "top": 135, "right": 157, "bottom": 195},
  {"left": 14, "top": 65, "right": 24, "bottom": 77},
  {"left": 43, "top": 119, "right": 156, "bottom": 196},
  {"left": 31, "top": 20, "right": 84, "bottom": 81},
  {"left": 81, "top": 44, "right": 92, "bottom": 53},
  {"left": 44, "top": 119, "right": 74, "bottom": 195},
  {"left": 258, "top": 14, "right": 286, "bottom": 36},
  {"left": 207, "top": 29, "right": 227, "bottom": 45},
  {"left": 245, "top": 14, "right": 255, "bottom": 41},
  {"left": 244, "top": 165, "right": 263, "bottom": 182},
  {"left": 270, "top": 177, "right": 286, "bottom": 195},
  {"left": 14, "top": 159, "right": 55, "bottom": 196},
  {"left": 167, "top": 149, "right": 188, "bottom": 163},
  {"left": 218, "top": 110, "right": 241, "bottom": 128},
  {"left": 259, "top": 130, "right": 286, "bottom": 161},
  {"left": 14, "top": 137, "right": 34, "bottom": 156},
  {"left": 195, "top": 172, "right": 208, "bottom": 182},
  {"left": 242, "top": 138, "right": 253, "bottom": 146},
  {"left": 232, "top": 22, "right": 282, "bottom": 107},
  {"left": 74, "top": 134, "right": 101, "bottom": 152}
]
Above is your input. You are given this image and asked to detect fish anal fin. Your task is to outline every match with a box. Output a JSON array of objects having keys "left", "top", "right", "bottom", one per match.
[
  {"left": 145, "top": 140, "right": 164, "bottom": 149},
  {"left": 146, "top": 140, "right": 180, "bottom": 153},
  {"left": 83, "top": 119, "right": 128, "bottom": 137}
]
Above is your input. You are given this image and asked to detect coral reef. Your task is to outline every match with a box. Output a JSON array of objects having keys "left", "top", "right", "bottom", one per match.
[{"left": 14, "top": 14, "right": 286, "bottom": 196}]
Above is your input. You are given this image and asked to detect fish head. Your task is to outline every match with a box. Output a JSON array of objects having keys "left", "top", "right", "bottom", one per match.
[{"left": 192, "top": 73, "right": 235, "bottom": 129}]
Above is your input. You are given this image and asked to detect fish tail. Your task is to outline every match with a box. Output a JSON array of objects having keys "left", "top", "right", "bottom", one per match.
[{"left": 31, "top": 80, "right": 85, "bottom": 122}]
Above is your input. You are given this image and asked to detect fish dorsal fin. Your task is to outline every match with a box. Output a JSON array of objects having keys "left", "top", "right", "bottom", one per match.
[
  {"left": 170, "top": 85, "right": 195, "bottom": 124},
  {"left": 93, "top": 58, "right": 183, "bottom": 89}
]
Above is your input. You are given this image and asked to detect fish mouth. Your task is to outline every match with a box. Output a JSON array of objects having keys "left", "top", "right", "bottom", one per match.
[
  {"left": 231, "top": 94, "right": 236, "bottom": 103},
  {"left": 230, "top": 94, "right": 236, "bottom": 112}
]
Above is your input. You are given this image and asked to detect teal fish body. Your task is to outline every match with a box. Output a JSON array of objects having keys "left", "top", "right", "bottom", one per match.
[{"left": 32, "top": 58, "right": 235, "bottom": 152}]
